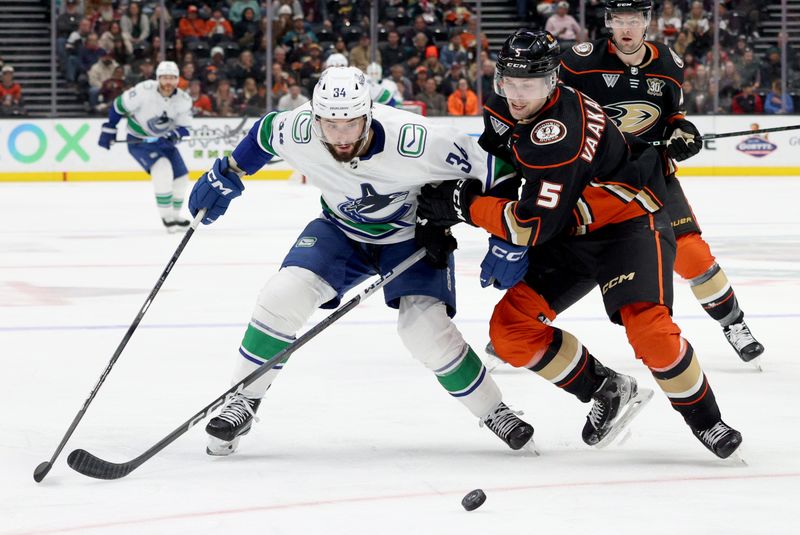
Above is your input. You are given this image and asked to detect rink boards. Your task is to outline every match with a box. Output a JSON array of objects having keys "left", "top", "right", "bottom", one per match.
[{"left": 0, "top": 115, "right": 798, "bottom": 181}]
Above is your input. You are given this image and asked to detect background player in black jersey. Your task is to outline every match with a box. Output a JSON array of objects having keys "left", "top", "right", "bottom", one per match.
[
  {"left": 419, "top": 29, "right": 743, "bottom": 459},
  {"left": 557, "top": 0, "right": 764, "bottom": 367}
]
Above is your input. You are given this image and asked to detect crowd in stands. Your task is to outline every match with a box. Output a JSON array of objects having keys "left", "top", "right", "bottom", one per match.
[{"left": 41, "top": 0, "right": 800, "bottom": 118}]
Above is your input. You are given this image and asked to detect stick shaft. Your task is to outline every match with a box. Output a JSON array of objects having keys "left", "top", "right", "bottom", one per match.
[{"left": 650, "top": 123, "right": 800, "bottom": 146}]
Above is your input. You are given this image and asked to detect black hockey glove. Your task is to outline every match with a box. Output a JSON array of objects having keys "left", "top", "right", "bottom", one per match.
[
  {"left": 666, "top": 119, "right": 702, "bottom": 162},
  {"left": 416, "top": 179, "right": 482, "bottom": 227},
  {"left": 414, "top": 217, "right": 457, "bottom": 269}
]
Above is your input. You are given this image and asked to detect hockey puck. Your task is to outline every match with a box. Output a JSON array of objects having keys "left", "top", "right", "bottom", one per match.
[{"left": 461, "top": 489, "right": 486, "bottom": 511}]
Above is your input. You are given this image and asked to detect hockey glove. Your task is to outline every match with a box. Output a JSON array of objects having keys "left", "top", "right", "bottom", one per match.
[
  {"left": 159, "top": 127, "right": 189, "bottom": 148},
  {"left": 666, "top": 119, "right": 702, "bottom": 162},
  {"left": 479, "top": 236, "right": 529, "bottom": 290},
  {"left": 416, "top": 179, "right": 482, "bottom": 227},
  {"left": 98, "top": 123, "right": 117, "bottom": 150},
  {"left": 414, "top": 216, "right": 457, "bottom": 269},
  {"left": 189, "top": 156, "right": 245, "bottom": 224}
]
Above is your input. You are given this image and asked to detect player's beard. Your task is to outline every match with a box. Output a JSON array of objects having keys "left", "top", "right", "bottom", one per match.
[{"left": 324, "top": 141, "right": 361, "bottom": 162}]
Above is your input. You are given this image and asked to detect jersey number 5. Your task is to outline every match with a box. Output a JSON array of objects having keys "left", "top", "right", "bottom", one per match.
[{"left": 536, "top": 181, "right": 562, "bottom": 209}]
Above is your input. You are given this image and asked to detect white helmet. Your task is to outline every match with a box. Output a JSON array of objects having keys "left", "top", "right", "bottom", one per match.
[
  {"left": 312, "top": 66, "right": 372, "bottom": 147},
  {"left": 156, "top": 60, "right": 179, "bottom": 78},
  {"left": 325, "top": 53, "right": 349, "bottom": 69},
  {"left": 366, "top": 62, "right": 383, "bottom": 83}
]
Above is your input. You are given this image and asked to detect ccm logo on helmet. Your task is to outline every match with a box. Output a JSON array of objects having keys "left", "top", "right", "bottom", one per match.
[{"left": 505, "top": 62, "right": 529, "bottom": 69}]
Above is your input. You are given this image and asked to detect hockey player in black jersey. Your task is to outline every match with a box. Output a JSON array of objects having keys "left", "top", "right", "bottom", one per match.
[
  {"left": 419, "top": 29, "right": 743, "bottom": 459},
  {"left": 555, "top": 0, "right": 764, "bottom": 366}
]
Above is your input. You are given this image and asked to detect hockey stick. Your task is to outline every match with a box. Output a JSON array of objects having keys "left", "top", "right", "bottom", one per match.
[
  {"left": 67, "top": 248, "right": 427, "bottom": 480},
  {"left": 650, "top": 123, "right": 800, "bottom": 147},
  {"left": 115, "top": 116, "right": 249, "bottom": 145},
  {"left": 32, "top": 209, "right": 207, "bottom": 483}
]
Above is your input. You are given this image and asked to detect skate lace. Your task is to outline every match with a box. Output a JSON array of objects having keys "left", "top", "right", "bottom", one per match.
[
  {"left": 725, "top": 322, "right": 756, "bottom": 350},
  {"left": 218, "top": 395, "right": 259, "bottom": 426},
  {"left": 587, "top": 398, "right": 608, "bottom": 429},
  {"left": 697, "top": 422, "right": 730, "bottom": 447},
  {"left": 480, "top": 404, "right": 524, "bottom": 439}
]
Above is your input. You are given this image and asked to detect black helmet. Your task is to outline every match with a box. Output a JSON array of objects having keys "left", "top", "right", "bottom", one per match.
[
  {"left": 496, "top": 29, "right": 560, "bottom": 79},
  {"left": 604, "top": 0, "right": 652, "bottom": 13}
]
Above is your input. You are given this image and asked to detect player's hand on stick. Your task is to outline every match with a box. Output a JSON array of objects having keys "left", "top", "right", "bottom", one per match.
[
  {"left": 98, "top": 123, "right": 117, "bottom": 150},
  {"left": 416, "top": 179, "right": 482, "bottom": 227},
  {"left": 666, "top": 119, "right": 702, "bottom": 161},
  {"left": 414, "top": 216, "right": 457, "bottom": 269},
  {"left": 189, "top": 156, "right": 245, "bottom": 224},
  {"left": 479, "top": 236, "right": 529, "bottom": 290}
]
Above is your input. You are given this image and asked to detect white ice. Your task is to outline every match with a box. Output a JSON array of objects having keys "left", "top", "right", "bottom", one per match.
[{"left": 1, "top": 177, "right": 798, "bottom": 535}]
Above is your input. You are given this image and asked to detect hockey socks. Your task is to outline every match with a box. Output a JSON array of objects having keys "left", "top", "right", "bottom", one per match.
[
  {"left": 235, "top": 320, "right": 294, "bottom": 398},
  {"left": 688, "top": 262, "right": 742, "bottom": 326},
  {"left": 527, "top": 329, "right": 603, "bottom": 402}
]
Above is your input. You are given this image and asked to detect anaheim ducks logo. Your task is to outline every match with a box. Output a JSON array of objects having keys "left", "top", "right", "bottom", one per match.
[
  {"left": 531, "top": 119, "right": 567, "bottom": 145},
  {"left": 572, "top": 42, "right": 593, "bottom": 57},
  {"left": 603, "top": 101, "right": 662, "bottom": 135}
]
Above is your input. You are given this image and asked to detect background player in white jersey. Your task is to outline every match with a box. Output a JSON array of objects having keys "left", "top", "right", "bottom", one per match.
[
  {"left": 188, "top": 67, "right": 534, "bottom": 456},
  {"left": 98, "top": 61, "right": 194, "bottom": 233},
  {"left": 366, "top": 62, "right": 401, "bottom": 107}
]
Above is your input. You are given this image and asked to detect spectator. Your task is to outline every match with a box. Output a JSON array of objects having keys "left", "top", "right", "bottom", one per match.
[
  {"left": 477, "top": 59, "right": 494, "bottom": 103},
  {"left": 407, "top": 32, "right": 430, "bottom": 66},
  {"left": 91, "top": 0, "right": 118, "bottom": 36},
  {"left": 188, "top": 78, "right": 213, "bottom": 116},
  {"left": 178, "top": 6, "right": 207, "bottom": 41},
  {"left": 656, "top": 0, "right": 681, "bottom": 45},
  {"left": 271, "top": 62, "right": 290, "bottom": 100},
  {"left": 99, "top": 21, "right": 133, "bottom": 57},
  {"left": 109, "top": 37, "right": 131, "bottom": 67},
  {"left": 415, "top": 77, "right": 447, "bottom": 116},
  {"left": 243, "top": 81, "right": 267, "bottom": 116},
  {"left": 234, "top": 7, "right": 259, "bottom": 50},
  {"left": 330, "top": 36, "right": 351, "bottom": 63},
  {"left": 545, "top": 2, "right": 581, "bottom": 48},
  {"left": 732, "top": 83, "right": 764, "bottom": 114},
  {"left": 78, "top": 33, "right": 107, "bottom": 74},
  {"left": 440, "top": 60, "right": 468, "bottom": 97},
  {"left": 212, "top": 78, "right": 237, "bottom": 116},
  {"left": 682, "top": 79, "right": 703, "bottom": 114},
  {"left": 736, "top": 48, "right": 761, "bottom": 88},
  {"left": 0, "top": 65, "right": 24, "bottom": 116},
  {"left": 299, "top": 43, "right": 324, "bottom": 91},
  {"left": 444, "top": 0, "right": 473, "bottom": 27},
  {"left": 716, "top": 60, "right": 741, "bottom": 109},
  {"left": 411, "top": 65, "right": 429, "bottom": 95},
  {"left": 759, "top": 47, "right": 782, "bottom": 90},
  {"left": 149, "top": 4, "right": 173, "bottom": 43},
  {"left": 203, "top": 65, "right": 221, "bottom": 93},
  {"left": 404, "top": 16, "right": 433, "bottom": 47},
  {"left": 230, "top": 50, "right": 263, "bottom": 87},
  {"left": 684, "top": 1, "right": 710, "bottom": 57},
  {"left": 388, "top": 63, "right": 412, "bottom": 101},
  {"left": 208, "top": 46, "right": 228, "bottom": 74},
  {"left": 273, "top": 5, "right": 294, "bottom": 44},
  {"left": 273, "top": 0, "right": 304, "bottom": 18},
  {"left": 672, "top": 30, "right": 693, "bottom": 57},
  {"left": 120, "top": 1, "right": 150, "bottom": 48},
  {"left": 349, "top": 34, "right": 379, "bottom": 73},
  {"left": 282, "top": 15, "right": 318, "bottom": 48},
  {"left": 447, "top": 78, "right": 479, "bottom": 115},
  {"left": 178, "top": 62, "right": 196, "bottom": 90},
  {"left": 424, "top": 54, "right": 446, "bottom": 82},
  {"left": 459, "top": 18, "right": 489, "bottom": 54},
  {"left": 277, "top": 82, "right": 309, "bottom": 110},
  {"left": 206, "top": 8, "right": 234, "bottom": 43},
  {"left": 87, "top": 52, "right": 118, "bottom": 109},
  {"left": 329, "top": 0, "right": 360, "bottom": 27},
  {"left": 764, "top": 79, "right": 794, "bottom": 114},
  {"left": 439, "top": 32, "right": 468, "bottom": 70},
  {"left": 125, "top": 57, "right": 154, "bottom": 86},
  {"left": 57, "top": 0, "right": 82, "bottom": 67},
  {"left": 380, "top": 31, "right": 409, "bottom": 75},
  {"left": 65, "top": 18, "right": 92, "bottom": 83},
  {"left": 229, "top": 0, "right": 261, "bottom": 25},
  {"left": 96, "top": 65, "right": 126, "bottom": 113}
]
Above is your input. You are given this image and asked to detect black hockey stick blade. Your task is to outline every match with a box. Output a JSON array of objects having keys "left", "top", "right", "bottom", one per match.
[
  {"left": 66, "top": 249, "right": 426, "bottom": 480},
  {"left": 33, "top": 461, "right": 52, "bottom": 483},
  {"left": 67, "top": 449, "right": 136, "bottom": 480}
]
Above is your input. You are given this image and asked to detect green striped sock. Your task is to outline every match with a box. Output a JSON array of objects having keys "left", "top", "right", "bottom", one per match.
[{"left": 435, "top": 346, "right": 486, "bottom": 397}]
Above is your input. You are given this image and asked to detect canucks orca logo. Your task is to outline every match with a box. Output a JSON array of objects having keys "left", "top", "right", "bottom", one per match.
[
  {"left": 603, "top": 101, "right": 662, "bottom": 136},
  {"left": 338, "top": 183, "right": 411, "bottom": 224},
  {"left": 146, "top": 111, "right": 173, "bottom": 134}
]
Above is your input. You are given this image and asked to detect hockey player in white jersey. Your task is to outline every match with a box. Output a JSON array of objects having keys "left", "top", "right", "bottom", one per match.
[
  {"left": 188, "top": 67, "right": 534, "bottom": 456},
  {"left": 366, "top": 62, "right": 401, "bottom": 107},
  {"left": 98, "top": 61, "right": 194, "bottom": 233}
]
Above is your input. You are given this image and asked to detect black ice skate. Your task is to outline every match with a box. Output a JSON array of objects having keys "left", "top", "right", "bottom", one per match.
[
  {"left": 691, "top": 420, "right": 743, "bottom": 459},
  {"left": 481, "top": 402, "right": 535, "bottom": 452},
  {"left": 582, "top": 367, "right": 653, "bottom": 448},
  {"left": 205, "top": 393, "right": 261, "bottom": 456},
  {"left": 723, "top": 317, "right": 764, "bottom": 367},
  {"left": 173, "top": 218, "right": 191, "bottom": 230}
]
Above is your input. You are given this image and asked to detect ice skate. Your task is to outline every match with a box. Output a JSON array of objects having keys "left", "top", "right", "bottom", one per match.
[
  {"left": 172, "top": 217, "right": 191, "bottom": 232},
  {"left": 481, "top": 402, "right": 536, "bottom": 453},
  {"left": 161, "top": 218, "right": 180, "bottom": 234},
  {"left": 582, "top": 367, "right": 653, "bottom": 448},
  {"left": 723, "top": 317, "right": 764, "bottom": 370},
  {"left": 483, "top": 342, "right": 505, "bottom": 371},
  {"left": 691, "top": 420, "right": 743, "bottom": 460},
  {"left": 205, "top": 393, "right": 261, "bottom": 456}
]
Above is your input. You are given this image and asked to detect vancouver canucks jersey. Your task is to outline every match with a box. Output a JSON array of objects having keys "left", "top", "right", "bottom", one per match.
[
  {"left": 113, "top": 80, "right": 193, "bottom": 139},
  {"left": 231, "top": 103, "right": 516, "bottom": 244}
]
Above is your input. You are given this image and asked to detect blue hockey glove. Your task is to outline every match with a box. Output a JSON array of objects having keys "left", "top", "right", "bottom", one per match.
[
  {"left": 188, "top": 157, "right": 245, "bottom": 224},
  {"left": 479, "top": 236, "right": 529, "bottom": 290},
  {"left": 98, "top": 123, "right": 117, "bottom": 150},
  {"left": 159, "top": 127, "right": 188, "bottom": 148}
]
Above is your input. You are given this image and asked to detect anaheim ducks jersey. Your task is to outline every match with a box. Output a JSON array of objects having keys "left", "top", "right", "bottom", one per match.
[
  {"left": 231, "top": 102, "right": 515, "bottom": 244},
  {"left": 113, "top": 80, "right": 193, "bottom": 138},
  {"left": 559, "top": 39, "right": 686, "bottom": 173},
  {"left": 473, "top": 86, "right": 666, "bottom": 247}
]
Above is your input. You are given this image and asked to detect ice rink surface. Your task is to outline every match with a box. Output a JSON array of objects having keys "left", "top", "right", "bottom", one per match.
[{"left": 2, "top": 177, "right": 799, "bottom": 534}]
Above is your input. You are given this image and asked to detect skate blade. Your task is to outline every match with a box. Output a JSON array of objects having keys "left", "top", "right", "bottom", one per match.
[
  {"left": 483, "top": 343, "right": 505, "bottom": 372},
  {"left": 594, "top": 388, "right": 655, "bottom": 449},
  {"left": 725, "top": 451, "right": 748, "bottom": 466},
  {"left": 747, "top": 356, "right": 763, "bottom": 372},
  {"left": 521, "top": 438, "right": 540, "bottom": 457},
  {"left": 206, "top": 435, "right": 240, "bottom": 456}
]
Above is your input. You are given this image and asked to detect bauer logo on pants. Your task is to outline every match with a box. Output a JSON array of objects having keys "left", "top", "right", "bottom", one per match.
[{"left": 295, "top": 236, "right": 317, "bottom": 248}]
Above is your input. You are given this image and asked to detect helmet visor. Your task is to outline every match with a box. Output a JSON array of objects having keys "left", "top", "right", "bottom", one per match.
[
  {"left": 605, "top": 10, "right": 650, "bottom": 29},
  {"left": 313, "top": 116, "right": 369, "bottom": 146},
  {"left": 494, "top": 68, "right": 558, "bottom": 100}
]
